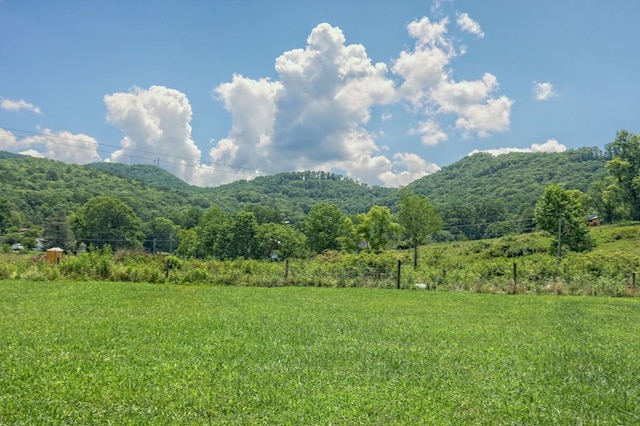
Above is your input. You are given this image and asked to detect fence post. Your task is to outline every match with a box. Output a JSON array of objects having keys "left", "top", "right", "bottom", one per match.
[
  {"left": 513, "top": 262, "right": 517, "bottom": 288},
  {"left": 285, "top": 259, "right": 289, "bottom": 281},
  {"left": 397, "top": 259, "right": 401, "bottom": 289},
  {"left": 632, "top": 272, "right": 636, "bottom": 293}
]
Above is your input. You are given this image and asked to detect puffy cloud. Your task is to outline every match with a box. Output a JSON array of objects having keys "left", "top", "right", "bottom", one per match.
[
  {"left": 210, "top": 74, "right": 281, "bottom": 179},
  {"left": 533, "top": 81, "right": 557, "bottom": 100},
  {"left": 378, "top": 153, "right": 441, "bottom": 187},
  {"left": 212, "top": 23, "right": 403, "bottom": 187},
  {"left": 409, "top": 119, "right": 448, "bottom": 145},
  {"left": 0, "top": 98, "right": 42, "bottom": 114},
  {"left": 468, "top": 139, "right": 567, "bottom": 156},
  {"left": 456, "top": 13, "right": 484, "bottom": 37},
  {"left": 432, "top": 73, "right": 498, "bottom": 112},
  {"left": 531, "top": 139, "right": 566, "bottom": 153},
  {"left": 104, "top": 85, "right": 205, "bottom": 183},
  {"left": 454, "top": 96, "right": 513, "bottom": 137},
  {"left": 20, "top": 128, "right": 101, "bottom": 164},
  {"left": 97, "top": 13, "right": 510, "bottom": 188},
  {"left": 0, "top": 128, "right": 17, "bottom": 150},
  {"left": 392, "top": 17, "right": 452, "bottom": 106},
  {"left": 392, "top": 15, "right": 513, "bottom": 141},
  {"left": 0, "top": 127, "right": 99, "bottom": 163},
  {"left": 18, "top": 149, "right": 45, "bottom": 158}
]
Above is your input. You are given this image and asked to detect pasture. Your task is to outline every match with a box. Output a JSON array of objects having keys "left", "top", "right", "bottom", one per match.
[{"left": 1, "top": 281, "right": 639, "bottom": 424}]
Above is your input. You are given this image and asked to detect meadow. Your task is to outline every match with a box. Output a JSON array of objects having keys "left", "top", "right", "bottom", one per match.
[{"left": 1, "top": 281, "right": 639, "bottom": 424}]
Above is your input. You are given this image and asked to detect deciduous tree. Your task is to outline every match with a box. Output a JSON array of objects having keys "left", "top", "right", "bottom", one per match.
[
  {"left": 304, "top": 203, "right": 351, "bottom": 254},
  {"left": 71, "top": 196, "right": 143, "bottom": 250},
  {"left": 604, "top": 130, "right": 640, "bottom": 220},
  {"left": 219, "top": 211, "right": 259, "bottom": 260},
  {"left": 397, "top": 193, "right": 443, "bottom": 268},
  {"left": 534, "top": 184, "right": 594, "bottom": 255},
  {"left": 356, "top": 206, "right": 400, "bottom": 253},
  {"left": 143, "top": 217, "right": 179, "bottom": 254},
  {"left": 257, "top": 223, "right": 307, "bottom": 260}
]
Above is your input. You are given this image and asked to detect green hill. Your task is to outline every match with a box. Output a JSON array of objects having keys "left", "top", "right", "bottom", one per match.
[
  {"left": 206, "top": 171, "right": 395, "bottom": 221},
  {"left": 0, "top": 147, "right": 611, "bottom": 237},
  {"left": 0, "top": 155, "right": 212, "bottom": 226},
  {"left": 407, "top": 147, "right": 607, "bottom": 210},
  {"left": 85, "top": 163, "right": 195, "bottom": 191}
]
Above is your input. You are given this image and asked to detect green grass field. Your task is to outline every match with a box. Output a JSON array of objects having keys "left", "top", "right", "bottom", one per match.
[{"left": 1, "top": 281, "right": 639, "bottom": 424}]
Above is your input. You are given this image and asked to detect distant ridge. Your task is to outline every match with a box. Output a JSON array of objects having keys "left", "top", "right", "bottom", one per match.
[
  {"left": 85, "top": 162, "right": 195, "bottom": 191},
  {"left": 0, "top": 147, "right": 610, "bottom": 231},
  {"left": 407, "top": 147, "right": 608, "bottom": 210}
]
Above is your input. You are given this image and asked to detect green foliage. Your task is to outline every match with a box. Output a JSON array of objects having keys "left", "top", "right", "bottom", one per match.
[
  {"left": 397, "top": 193, "right": 442, "bottom": 268},
  {"left": 0, "top": 223, "right": 639, "bottom": 295},
  {"left": 0, "top": 154, "right": 214, "bottom": 230},
  {"left": 42, "top": 207, "right": 75, "bottom": 250},
  {"left": 219, "top": 211, "right": 260, "bottom": 260},
  {"left": 208, "top": 171, "right": 395, "bottom": 219},
  {"left": 85, "top": 162, "right": 194, "bottom": 191},
  {"left": 535, "top": 185, "right": 595, "bottom": 253},
  {"left": 601, "top": 130, "right": 640, "bottom": 220},
  {"left": 588, "top": 176, "right": 629, "bottom": 223},
  {"left": 408, "top": 148, "right": 608, "bottom": 211},
  {"left": 483, "top": 220, "right": 518, "bottom": 239},
  {"left": 188, "top": 206, "right": 228, "bottom": 258},
  {"left": 143, "top": 217, "right": 179, "bottom": 253},
  {"left": 304, "top": 203, "right": 352, "bottom": 254},
  {"left": 355, "top": 205, "right": 400, "bottom": 253},
  {"left": 0, "top": 198, "right": 13, "bottom": 234},
  {"left": 256, "top": 222, "right": 307, "bottom": 260},
  {"left": 71, "top": 196, "right": 144, "bottom": 250}
]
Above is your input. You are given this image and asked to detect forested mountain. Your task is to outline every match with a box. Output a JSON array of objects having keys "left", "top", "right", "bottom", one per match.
[
  {"left": 0, "top": 147, "right": 610, "bottom": 236},
  {"left": 206, "top": 171, "right": 396, "bottom": 222},
  {"left": 85, "top": 163, "right": 195, "bottom": 192},
  {"left": 408, "top": 147, "right": 608, "bottom": 212},
  {"left": 0, "top": 154, "right": 212, "bottom": 228}
]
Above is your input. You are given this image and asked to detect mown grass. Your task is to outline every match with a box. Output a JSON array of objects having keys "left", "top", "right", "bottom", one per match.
[{"left": 1, "top": 281, "right": 639, "bottom": 424}]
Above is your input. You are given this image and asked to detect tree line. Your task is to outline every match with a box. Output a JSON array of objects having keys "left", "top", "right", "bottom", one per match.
[{"left": 1, "top": 130, "right": 639, "bottom": 260}]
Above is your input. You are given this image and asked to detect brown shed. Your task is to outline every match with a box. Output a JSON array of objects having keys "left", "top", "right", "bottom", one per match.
[{"left": 46, "top": 247, "right": 64, "bottom": 265}]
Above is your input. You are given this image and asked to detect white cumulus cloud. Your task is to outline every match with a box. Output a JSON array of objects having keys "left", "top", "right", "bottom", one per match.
[
  {"left": 0, "top": 128, "right": 18, "bottom": 150},
  {"left": 456, "top": 13, "right": 484, "bottom": 37},
  {"left": 212, "top": 23, "right": 416, "bottom": 187},
  {"left": 533, "top": 81, "right": 557, "bottom": 100},
  {"left": 104, "top": 85, "right": 209, "bottom": 184},
  {"left": 0, "top": 98, "right": 42, "bottom": 114},
  {"left": 468, "top": 139, "right": 567, "bottom": 156},
  {"left": 18, "top": 149, "right": 45, "bottom": 158},
  {"left": 20, "top": 128, "right": 101, "bottom": 164},
  {"left": 378, "top": 152, "right": 441, "bottom": 187},
  {"left": 534, "top": 82, "right": 557, "bottom": 100},
  {"left": 409, "top": 119, "right": 448, "bottom": 145},
  {"left": 98, "top": 12, "right": 510, "bottom": 188},
  {"left": 0, "top": 127, "right": 99, "bottom": 163},
  {"left": 392, "top": 15, "right": 513, "bottom": 142}
]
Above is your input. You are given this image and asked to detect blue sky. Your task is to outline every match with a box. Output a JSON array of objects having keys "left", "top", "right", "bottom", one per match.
[{"left": 1, "top": 0, "right": 638, "bottom": 187}]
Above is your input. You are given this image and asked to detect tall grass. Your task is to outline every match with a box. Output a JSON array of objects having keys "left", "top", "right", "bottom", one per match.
[
  {"left": 1, "top": 282, "right": 638, "bottom": 424},
  {"left": 2, "top": 224, "right": 640, "bottom": 295}
]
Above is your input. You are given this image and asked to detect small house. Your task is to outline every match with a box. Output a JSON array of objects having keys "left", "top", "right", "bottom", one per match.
[{"left": 587, "top": 215, "right": 599, "bottom": 226}]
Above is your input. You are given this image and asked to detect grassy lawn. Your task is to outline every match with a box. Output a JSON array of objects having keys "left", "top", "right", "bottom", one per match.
[{"left": 1, "top": 281, "right": 639, "bottom": 424}]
